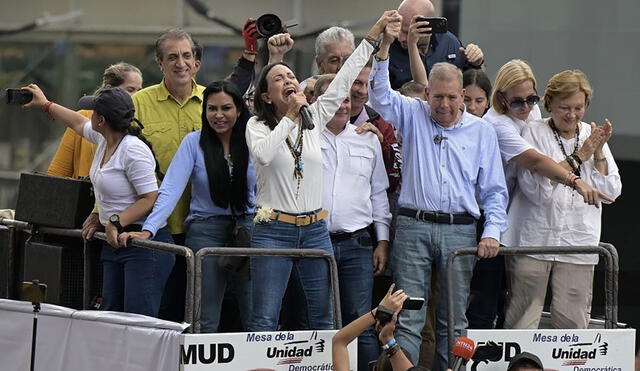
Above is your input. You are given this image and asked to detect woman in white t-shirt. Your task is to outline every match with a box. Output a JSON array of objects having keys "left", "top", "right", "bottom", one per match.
[
  {"left": 22, "top": 84, "right": 174, "bottom": 317},
  {"left": 245, "top": 11, "right": 399, "bottom": 331}
]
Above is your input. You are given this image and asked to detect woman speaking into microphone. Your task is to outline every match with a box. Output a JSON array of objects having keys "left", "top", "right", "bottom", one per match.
[{"left": 245, "top": 10, "right": 401, "bottom": 331}]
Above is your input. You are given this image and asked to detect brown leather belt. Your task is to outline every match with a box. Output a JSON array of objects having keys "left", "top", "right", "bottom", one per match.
[{"left": 269, "top": 209, "right": 329, "bottom": 226}]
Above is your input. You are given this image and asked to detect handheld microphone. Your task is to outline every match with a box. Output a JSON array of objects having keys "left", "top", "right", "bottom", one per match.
[
  {"left": 299, "top": 106, "right": 315, "bottom": 130},
  {"left": 451, "top": 336, "right": 475, "bottom": 371}
]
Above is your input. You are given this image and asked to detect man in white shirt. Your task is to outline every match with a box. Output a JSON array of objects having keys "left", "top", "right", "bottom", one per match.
[{"left": 316, "top": 74, "right": 392, "bottom": 371}]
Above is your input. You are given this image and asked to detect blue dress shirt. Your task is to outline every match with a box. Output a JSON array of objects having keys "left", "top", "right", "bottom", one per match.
[
  {"left": 143, "top": 131, "right": 257, "bottom": 236},
  {"left": 368, "top": 59, "right": 508, "bottom": 241}
]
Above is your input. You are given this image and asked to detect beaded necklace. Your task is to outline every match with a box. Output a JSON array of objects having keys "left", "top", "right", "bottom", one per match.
[
  {"left": 549, "top": 119, "right": 580, "bottom": 176},
  {"left": 285, "top": 121, "right": 305, "bottom": 198}
]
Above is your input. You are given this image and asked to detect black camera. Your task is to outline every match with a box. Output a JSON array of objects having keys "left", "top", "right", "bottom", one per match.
[{"left": 255, "top": 13, "right": 286, "bottom": 38}]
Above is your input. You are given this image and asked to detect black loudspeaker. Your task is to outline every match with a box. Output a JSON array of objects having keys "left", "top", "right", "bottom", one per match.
[
  {"left": 0, "top": 226, "right": 11, "bottom": 298},
  {"left": 15, "top": 172, "right": 94, "bottom": 229},
  {"left": 23, "top": 238, "right": 84, "bottom": 309}
]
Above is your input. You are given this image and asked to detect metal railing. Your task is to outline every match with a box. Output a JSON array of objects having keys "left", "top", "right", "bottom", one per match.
[
  {"left": 445, "top": 244, "right": 618, "bottom": 367},
  {"left": 1, "top": 217, "right": 343, "bottom": 334},
  {"left": 3, "top": 217, "right": 623, "bottom": 356},
  {"left": 193, "top": 247, "right": 342, "bottom": 333},
  {"left": 0, "top": 218, "right": 196, "bottom": 330}
]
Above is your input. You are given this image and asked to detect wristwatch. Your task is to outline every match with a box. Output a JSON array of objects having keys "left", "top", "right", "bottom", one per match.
[{"left": 109, "top": 214, "right": 123, "bottom": 233}]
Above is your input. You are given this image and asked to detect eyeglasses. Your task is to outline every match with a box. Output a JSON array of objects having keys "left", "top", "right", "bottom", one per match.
[{"left": 506, "top": 94, "right": 540, "bottom": 110}]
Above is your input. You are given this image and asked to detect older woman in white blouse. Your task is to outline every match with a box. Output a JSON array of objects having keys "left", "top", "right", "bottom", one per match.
[{"left": 502, "top": 70, "right": 622, "bottom": 329}]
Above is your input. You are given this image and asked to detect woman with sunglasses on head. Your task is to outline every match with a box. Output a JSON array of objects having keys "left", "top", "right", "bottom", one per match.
[
  {"left": 245, "top": 11, "right": 400, "bottom": 332},
  {"left": 21, "top": 84, "right": 174, "bottom": 318},
  {"left": 502, "top": 70, "right": 621, "bottom": 329},
  {"left": 119, "top": 80, "right": 256, "bottom": 333}
]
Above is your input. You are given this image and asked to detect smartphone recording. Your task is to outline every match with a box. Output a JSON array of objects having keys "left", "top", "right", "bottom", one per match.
[
  {"left": 416, "top": 17, "right": 448, "bottom": 34},
  {"left": 5, "top": 88, "right": 33, "bottom": 105},
  {"left": 20, "top": 281, "right": 47, "bottom": 303},
  {"left": 402, "top": 297, "right": 425, "bottom": 310}
]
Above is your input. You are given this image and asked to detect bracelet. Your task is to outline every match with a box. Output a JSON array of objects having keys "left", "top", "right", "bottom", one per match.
[
  {"left": 565, "top": 156, "right": 578, "bottom": 171},
  {"left": 594, "top": 157, "right": 607, "bottom": 162},
  {"left": 386, "top": 343, "right": 400, "bottom": 358},
  {"left": 370, "top": 310, "right": 376, "bottom": 321},
  {"left": 571, "top": 153, "right": 583, "bottom": 166},
  {"left": 382, "top": 338, "right": 397, "bottom": 350},
  {"left": 568, "top": 175, "right": 581, "bottom": 189},
  {"left": 364, "top": 35, "right": 381, "bottom": 54},
  {"left": 42, "top": 101, "right": 54, "bottom": 115},
  {"left": 563, "top": 171, "right": 578, "bottom": 188},
  {"left": 374, "top": 54, "right": 389, "bottom": 62},
  {"left": 243, "top": 50, "right": 258, "bottom": 55}
]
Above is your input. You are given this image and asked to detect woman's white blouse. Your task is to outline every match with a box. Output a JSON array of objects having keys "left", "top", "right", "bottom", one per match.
[
  {"left": 246, "top": 40, "right": 374, "bottom": 214},
  {"left": 501, "top": 118, "right": 622, "bottom": 264}
]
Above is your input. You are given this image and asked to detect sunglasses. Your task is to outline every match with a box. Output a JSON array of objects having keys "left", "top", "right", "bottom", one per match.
[{"left": 505, "top": 94, "right": 540, "bottom": 110}]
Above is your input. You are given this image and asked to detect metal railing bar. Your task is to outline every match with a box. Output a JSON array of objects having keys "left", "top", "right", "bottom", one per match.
[
  {"left": 0, "top": 218, "right": 196, "bottom": 330},
  {"left": 193, "top": 247, "right": 341, "bottom": 333},
  {"left": 446, "top": 245, "right": 616, "bottom": 368}
]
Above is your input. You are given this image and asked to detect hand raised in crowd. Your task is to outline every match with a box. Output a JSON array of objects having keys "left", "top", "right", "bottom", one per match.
[
  {"left": 408, "top": 15, "right": 430, "bottom": 47},
  {"left": 118, "top": 230, "right": 152, "bottom": 247},
  {"left": 378, "top": 283, "right": 408, "bottom": 313},
  {"left": 460, "top": 43, "right": 484, "bottom": 67},
  {"left": 381, "top": 13, "right": 402, "bottom": 46},
  {"left": 242, "top": 18, "right": 259, "bottom": 53},
  {"left": 285, "top": 91, "right": 309, "bottom": 122},
  {"left": 20, "top": 84, "right": 48, "bottom": 109},
  {"left": 355, "top": 121, "right": 383, "bottom": 142},
  {"left": 268, "top": 33, "right": 294, "bottom": 64},
  {"left": 81, "top": 212, "right": 101, "bottom": 241},
  {"left": 373, "top": 241, "right": 389, "bottom": 276},
  {"left": 477, "top": 237, "right": 500, "bottom": 259},
  {"left": 377, "top": 311, "right": 399, "bottom": 344},
  {"left": 370, "top": 10, "right": 403, "bottom": 40}
]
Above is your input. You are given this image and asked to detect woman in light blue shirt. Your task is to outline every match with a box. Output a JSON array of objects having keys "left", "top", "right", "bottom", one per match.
[{"left": 121, "top": 80, "right": 256, "bottom": 332}]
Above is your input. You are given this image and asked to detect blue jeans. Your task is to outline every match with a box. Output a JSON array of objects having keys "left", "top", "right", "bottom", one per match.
[
  {"left": 391, "top": 215, "right": 476, "bottom": 371},
  {"left": 248, "top": 218, "right": 334, "bottom": 331},
  {"left": 101, "top": 226, "right": 175, "bottom": 317},
  {"left": 332, "top": 229, "right": 378, "bottom": 371},
  {"left": 186, "top": 215, "right": 253, "bottom": 333}
]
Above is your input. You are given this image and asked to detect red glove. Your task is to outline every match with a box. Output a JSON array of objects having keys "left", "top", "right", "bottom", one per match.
[{"left": 242, "top": 19, "right": 259, "bottom": 53}]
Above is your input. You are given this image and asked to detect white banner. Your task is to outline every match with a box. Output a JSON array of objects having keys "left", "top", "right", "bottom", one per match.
[
  {"left": 0, "top": 299, "right": 187, "bottom": 371},
  {"left": 465, "top": 329, "right": 635, "bottom": 371},
  {"left": 180, "top": 330, "right": 357, "bottom": 371}
]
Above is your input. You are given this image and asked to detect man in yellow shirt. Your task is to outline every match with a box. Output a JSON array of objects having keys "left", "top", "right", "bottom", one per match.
[
  {"left": 132, "top": 28, "right": 205, "bottom": 239},
  {"left": 125, "top": 28, "right": 205, "bottom": 322}
]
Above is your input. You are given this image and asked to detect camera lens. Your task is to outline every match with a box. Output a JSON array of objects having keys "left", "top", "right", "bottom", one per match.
[{"left": 256, "top": 14, "right": 283, "bottom": 38}]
